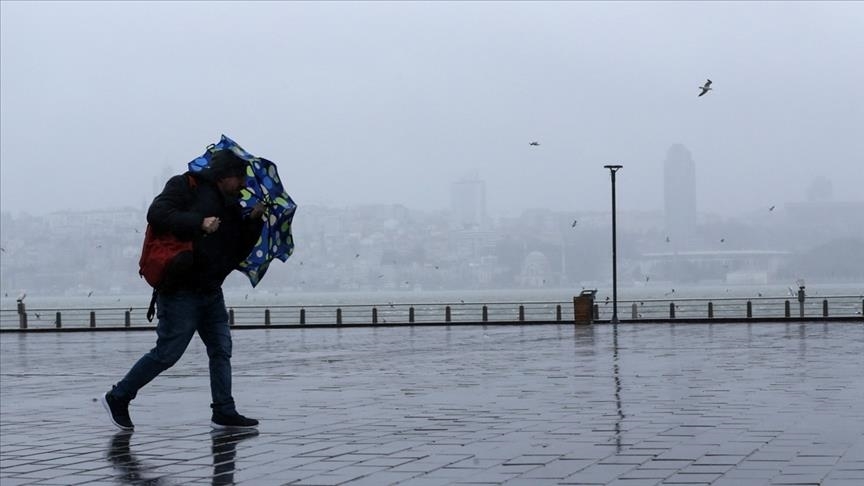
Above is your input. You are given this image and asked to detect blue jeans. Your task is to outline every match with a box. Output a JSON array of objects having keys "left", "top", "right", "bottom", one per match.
[{"left": 111, "top": 289, "right": 237, "bottom": 415}]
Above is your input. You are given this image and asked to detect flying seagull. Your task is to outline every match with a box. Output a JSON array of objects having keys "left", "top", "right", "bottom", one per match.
[
  {"left": 571, "top": 219, "right": 578, "bottom": 228},
  {"left": 769, "top": 205, "right": 775, "bottom": 212},
  {"left": 698, "top": 79, "right": 713, "bottom": 97},
  {"left": 529, "top": 141, "right": 540, "bottom": 146}
]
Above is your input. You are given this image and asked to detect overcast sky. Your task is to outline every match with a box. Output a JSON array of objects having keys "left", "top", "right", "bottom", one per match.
[{"left": 1, "top": 1, "right": 862, "bottom": 217}]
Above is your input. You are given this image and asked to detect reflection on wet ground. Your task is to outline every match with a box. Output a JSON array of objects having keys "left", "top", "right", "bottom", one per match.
[{"left": 1, "top": 322, "right": 862, "bottom": 485}]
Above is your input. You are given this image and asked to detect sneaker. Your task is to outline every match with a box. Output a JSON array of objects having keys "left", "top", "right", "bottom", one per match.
[
  {"left": 100, "top": 392, "right": 134, "bottom": 431},
  {"left": 211, "top": 412, "right": 259, "bottom": 430}
]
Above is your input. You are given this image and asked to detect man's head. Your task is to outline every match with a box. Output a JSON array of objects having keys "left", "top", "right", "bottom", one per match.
[{"left": 209, "top": 150, "right": 247, "bottom": 197}]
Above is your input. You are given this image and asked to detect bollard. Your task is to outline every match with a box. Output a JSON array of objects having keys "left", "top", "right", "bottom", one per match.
[
  {"left": 669, "top": 302, "right": 675, "bottom": 319},
  {"left": 822, "top": 299, "right": 828, "bottom": 317},
  {"left": 336, "top": 308, "right": 342, "bottom": 325},
  {"left": 265, "top": 309, "right": 271, "bottom": 326},
  {"left": 518, "top": 305, "right": 525, "bottom": 322},
  {"left": 785, "top": 300, "right": 791, "bottom": 318},
  {"left": 55, "top": 311, "right": 62, "bottom": 329},
  {"left": 556, "top": 304, "right": 562, "bottom": 322},
  {"left": 797, "top": 286, "right": 806, "bottom": 318},
  {"left": 746, "top": 301, "right": 752, "bottom": 318},
  {"left": 372, "top": 307, "right": 378, "bottom": 324},
  {"left": 125, "top": 311, "right": 131, "bottom": 328},
  {"left": 445, "top": 306, "right": 451, "bottom": 323},
  {"left": 300, "top": 308, "right": 306, "bottom": 325},
  {"left": 90, "top": 311, "right": 96, "bottom": 328},
  {"left": 708, "top": 301, "right": 714, "bottom": 319},
  {"left": 631, "top": 303, "right": 637, "bottom": 319},
  {"left": 229, "top": 309, "right": 235, "bottom": 326},
  {"left": 409, "top": 306, "right": 415, "bottom": 323},
  {"left": 17, "top": 300, "right": 26, "bottom": 329},
  {"left": 482, "top": 305, "right": 488, "bottom": 322},
  {"left": 593, "top": 304, "right": 599, "bottom": 320}
]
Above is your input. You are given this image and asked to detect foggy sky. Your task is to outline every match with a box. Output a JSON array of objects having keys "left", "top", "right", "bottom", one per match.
[{"left": 1, "top": 1, "right": 862, "bottom": 217}]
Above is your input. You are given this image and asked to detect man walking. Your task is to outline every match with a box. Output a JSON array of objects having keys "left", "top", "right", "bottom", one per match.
[{"left": 101, "top": 149, "right": 264, "bottom": 430}]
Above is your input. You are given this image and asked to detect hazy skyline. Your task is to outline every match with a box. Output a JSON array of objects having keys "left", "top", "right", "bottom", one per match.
[{"left": 1, "top": 1, "right": 862, "bottom": 217}]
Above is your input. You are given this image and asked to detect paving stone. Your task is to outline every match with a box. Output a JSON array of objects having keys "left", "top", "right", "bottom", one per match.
[{"left": 1, "top": 322, "right": 862, "bottom": 485}]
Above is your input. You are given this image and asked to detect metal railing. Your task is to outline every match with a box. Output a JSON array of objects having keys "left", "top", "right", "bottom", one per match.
[{"left": 2, "top": 295, "right": 862, "bottom": 331}]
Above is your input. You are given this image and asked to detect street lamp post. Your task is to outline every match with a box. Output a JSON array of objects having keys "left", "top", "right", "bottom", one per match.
[{"left": 604, "top": 164, "right": 623, "bottom": 324}]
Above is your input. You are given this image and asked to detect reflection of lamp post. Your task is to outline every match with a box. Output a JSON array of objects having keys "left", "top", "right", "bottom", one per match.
[{"left": 604, "top": 164, "right": 623, "bottom": 324}]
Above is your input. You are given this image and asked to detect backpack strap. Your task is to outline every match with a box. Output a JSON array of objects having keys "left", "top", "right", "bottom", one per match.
[{"left": 146, "top": 289, "right": 158, "bottom": 322}]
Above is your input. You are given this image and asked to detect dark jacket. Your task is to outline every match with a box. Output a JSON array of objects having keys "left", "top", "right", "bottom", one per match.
[{"left": 147, "top": 171, "right": 262, "bottom": 293}]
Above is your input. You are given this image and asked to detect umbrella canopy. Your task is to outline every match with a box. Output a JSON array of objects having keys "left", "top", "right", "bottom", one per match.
[{"left": 189, "top": 135, "right": 296, "bottom": 286}]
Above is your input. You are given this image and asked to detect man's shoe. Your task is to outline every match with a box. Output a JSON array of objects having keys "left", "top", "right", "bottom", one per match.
[
  {"left": 211, "top": 412, "right": 259, "bottom": 430},
  {"left": 100, "top": 392, "right": 134, "bottom": 431}
]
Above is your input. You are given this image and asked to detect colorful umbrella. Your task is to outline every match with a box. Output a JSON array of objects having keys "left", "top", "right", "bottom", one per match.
[{"left": 188, "top": 135, "right": 296, "bottom": 286}]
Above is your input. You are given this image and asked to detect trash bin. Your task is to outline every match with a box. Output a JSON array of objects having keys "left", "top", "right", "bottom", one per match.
[{"left": 574, "top": 289, "right": 597, "bottom": 325}]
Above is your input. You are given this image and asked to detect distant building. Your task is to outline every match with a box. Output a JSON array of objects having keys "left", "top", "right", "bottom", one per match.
[
  {"left": 663, "top": 144, "right": 697, "bottom": 248},
  {"left": 519, "top": 251, "right": 551, "bottom": 288},
  {"left": 450, "top": 174, "right": 487, "bottom": 229}
]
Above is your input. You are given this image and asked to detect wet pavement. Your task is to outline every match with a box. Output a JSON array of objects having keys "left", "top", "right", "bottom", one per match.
[{"left": 1, "top": 321, "right": 863, "bottom": 485}]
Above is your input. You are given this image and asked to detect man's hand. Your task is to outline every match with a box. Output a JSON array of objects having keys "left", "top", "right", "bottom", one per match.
[
  {"left": 202, "top": 216, "right": 221, "bottom": 234},
  {"left": 249, "top": 203, "right": 266, "bottom": 220}
]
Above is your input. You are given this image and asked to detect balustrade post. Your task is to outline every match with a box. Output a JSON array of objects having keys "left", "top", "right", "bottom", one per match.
[
  {"left": 708, "top": 301, "right": 714, "bottom": 319},
  {"left": 631, "top": 303, "right": 637, "bottom": 319},
  {"left": 746, "top": 300, "right": 752, "bottom": 318},
  {"left": 445, "top": 306, "right": 451, "bottom": 323},
  {"left": 785, "top": 300, "right": 791, "bottom": 318},
  {"left": 409, "top": 306, "right": 415, "bottom": 323},
  {"left": 55, "top": 311, "right": 62, "bottom": 329},
  {"left": 336, "top": 308, "right": 342, "bottom": 325},
  {"left": 822, "top": 299, "right": 828, "bottom": 317},
  {"left": 125, "top": 311, "right": 131, "bottom": 328},
  {"left": 372, "top": 307, "right": 378, "bottom": 324},
  {"left": 556, "top": 304, "right": 562, "bottom": 322},
  {"left": 265, "top": 309, "right": 271, "bottom": 326},
  {"left": 593, "top": 304, "right": 599, "bottom": 320},
  {"left": 669, "top": 302, "right": 675, "bottom": 319},
  {"left": 300, "top": 308, "right": 306, "bottom": 325},
  {"left": 518, "top": 305, "right": 525, "bottom": 322},
  {"left": 228, "top": 309, "right": 235, "bottom": 326},
  {"left": 17, "top": 300, "right": 26, "bottom": 329},
  {"left": 90, "top": 311, "right": 96, "bottom": 328},
  {"left": 482, "top": 305, "right": 488, "bottom": 322}
]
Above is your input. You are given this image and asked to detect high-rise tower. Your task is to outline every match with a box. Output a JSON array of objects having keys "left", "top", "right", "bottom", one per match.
[
  {"left": 663, "top": 144, "right": 697, "bottom": 247},
  {"left": 450, "top": 174, "right": 487, "bottom": 230}
]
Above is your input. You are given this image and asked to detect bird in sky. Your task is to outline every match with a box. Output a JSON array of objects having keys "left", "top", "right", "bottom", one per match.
[
  {"left": 355, "top": 253, "right": 360, "bottom": 258},
  {"left": 87, "top": 291, "right": 93, "bottom": 297},
  {"left": 698, "top": 79, "right": 713, "bottom": 97},
  {"left": 529, "top": 141, "right": 540, "bottom": 146},
  {"left": 769, "top": 205, "right": 775, "bottom": 211},
  {"left": 720, "top": 238, "right": 725, "bottom": 243},
  {"left": 571, "top": 219, "right": 578, "bottom": 228},
  {"left": 665, "top": 236, "right": 671, "bottom": 243}
]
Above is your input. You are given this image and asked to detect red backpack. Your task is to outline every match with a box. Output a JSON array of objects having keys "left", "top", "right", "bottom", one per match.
[{"left": 138, "top": 175, "right": 197, "bottom": 320}]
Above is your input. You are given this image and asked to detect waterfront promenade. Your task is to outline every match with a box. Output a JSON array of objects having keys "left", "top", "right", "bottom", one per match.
[{"left": 1, "top": 322, "right": 863, "bottom": 485}]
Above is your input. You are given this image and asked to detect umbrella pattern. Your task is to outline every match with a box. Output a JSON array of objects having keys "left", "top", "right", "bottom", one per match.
[{"left": 188, "top": 135, "right": 296, "bottom": 286}]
